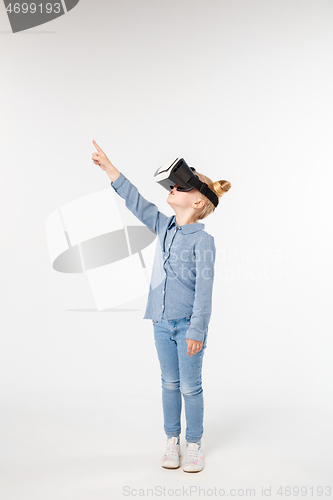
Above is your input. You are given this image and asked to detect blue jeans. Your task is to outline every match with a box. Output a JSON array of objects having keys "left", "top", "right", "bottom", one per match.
[{"left": 153, "top": 316, "right": 208, "bottom": 445}]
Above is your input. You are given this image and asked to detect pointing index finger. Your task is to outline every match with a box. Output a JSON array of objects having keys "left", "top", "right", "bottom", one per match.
[{"left": 92, "top": 140, "right": 104, "bottom": 154}]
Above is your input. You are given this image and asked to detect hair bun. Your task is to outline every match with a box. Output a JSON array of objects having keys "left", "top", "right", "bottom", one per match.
[{"left": 213, "top": 180, "right": 231, "bottom": 197}]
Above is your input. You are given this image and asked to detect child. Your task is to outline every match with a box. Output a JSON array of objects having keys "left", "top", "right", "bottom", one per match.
[{"left": 92, "top": 140, "right": 231, "bottom": 472}]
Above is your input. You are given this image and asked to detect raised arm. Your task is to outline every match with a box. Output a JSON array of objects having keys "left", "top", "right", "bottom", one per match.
[
  {"left": 92, "top": 140, "right": 169, "bottom": 234},
  {"left": 110, "top": 172, "right": 169, "bottom": 234}
]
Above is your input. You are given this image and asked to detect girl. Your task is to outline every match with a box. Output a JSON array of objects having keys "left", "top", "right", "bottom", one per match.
[{"left": 92, "top": 140, "right": 231, "bottom": 473}]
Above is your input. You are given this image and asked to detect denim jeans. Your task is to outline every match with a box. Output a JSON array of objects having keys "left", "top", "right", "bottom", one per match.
[{"left": 153, "top": 316, "right": 208, "bottom": 445}]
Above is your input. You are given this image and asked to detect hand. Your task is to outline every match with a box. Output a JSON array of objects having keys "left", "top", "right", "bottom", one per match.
[
  {"left": 92, "top": 140, "right": 120, "bottom": 181},
  {"left": 186, "top": 338, "right": 203, "bottom": 356}
]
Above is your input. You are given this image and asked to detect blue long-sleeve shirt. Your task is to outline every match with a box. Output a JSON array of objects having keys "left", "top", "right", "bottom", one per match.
[{"left": 110, "top": 172, "right": 216, "bottom": 342}]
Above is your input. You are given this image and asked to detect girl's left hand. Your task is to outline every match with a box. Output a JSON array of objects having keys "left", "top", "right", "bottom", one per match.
[{"left": 186, "top": 338, "right": 203, "bottom": 356}]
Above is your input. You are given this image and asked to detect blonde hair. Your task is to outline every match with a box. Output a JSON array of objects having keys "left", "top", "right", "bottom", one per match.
[{"left": 189, "top": 171, "right": 231, "bottom": 224}]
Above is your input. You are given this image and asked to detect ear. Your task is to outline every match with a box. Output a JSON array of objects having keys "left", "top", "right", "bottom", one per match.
[{"left": 193, "top": 199, "right": 205, "bottom": 209}]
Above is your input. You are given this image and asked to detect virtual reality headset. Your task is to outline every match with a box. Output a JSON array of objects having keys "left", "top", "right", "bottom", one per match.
[{"left": 154, "top": 158, "right": 219, "bottom": 208}]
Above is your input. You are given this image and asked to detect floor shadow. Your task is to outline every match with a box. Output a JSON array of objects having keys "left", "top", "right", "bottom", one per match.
[{"left": 66, "top": 308, "right": 142, "bottom": 312}]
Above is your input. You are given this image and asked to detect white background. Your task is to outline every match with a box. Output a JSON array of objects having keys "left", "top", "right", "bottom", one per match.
[{"left": 0, "top": 1, "right": 332, "bottom": 498}]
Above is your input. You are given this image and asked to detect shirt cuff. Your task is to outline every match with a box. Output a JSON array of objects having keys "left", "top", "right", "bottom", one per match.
[
  {"left": 110, "top": 172, "right": 126, "bottom": 191},
  {"left": 186, "top": 330, "right": 205, "bottom": 342}
]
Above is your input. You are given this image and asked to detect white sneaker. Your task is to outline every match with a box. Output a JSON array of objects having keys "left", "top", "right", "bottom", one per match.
[
  {"left": 161, "top": 436, "right": 180, "bottom": 469},
  {"left": 183, "top": 442, "right": 204, "bottom": 472}
]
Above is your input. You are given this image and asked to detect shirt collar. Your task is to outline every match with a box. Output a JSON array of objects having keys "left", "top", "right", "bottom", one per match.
[{"left": 167, "top": 215, "right": 205, "bottom": 234}]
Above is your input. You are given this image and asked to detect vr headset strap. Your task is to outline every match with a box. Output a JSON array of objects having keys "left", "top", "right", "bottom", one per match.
[{"left": 189, "top": 175, "right": 219, "bottom": 208}]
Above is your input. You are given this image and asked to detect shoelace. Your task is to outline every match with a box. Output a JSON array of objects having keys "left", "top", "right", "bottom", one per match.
[
  {"left": 185, "top": 444, "right": 201, "bottom": 462},
  {"left": 165, "top": 440, "right": 179, "bottom": 457}
]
